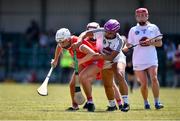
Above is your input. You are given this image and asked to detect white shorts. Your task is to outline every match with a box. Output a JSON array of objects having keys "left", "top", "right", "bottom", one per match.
[
  {"left": 103, "top": 52, "right": 126, "bottom": 69},
  {"left": 133, "top": 64, "right": 158, "bottom": 71}
]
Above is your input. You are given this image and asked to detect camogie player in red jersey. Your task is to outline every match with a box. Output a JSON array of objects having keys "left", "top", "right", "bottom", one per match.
[
  {"left": 51, "top": 28, "right": 104, "bottom": 112},
  {"left": 83, "top": 22, "right": 123, "bottom": 111}
]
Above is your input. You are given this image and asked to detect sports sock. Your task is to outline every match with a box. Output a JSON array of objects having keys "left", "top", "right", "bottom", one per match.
[
  {"left": 122, "top": 95, "right": 129, "bottom": 104},
  {"left": 87, "top": 96, "right": 93, "bottom": 104},
  {"left": 116, "top": 99, "right": 122, "bottom": 106},
  {"left": 154, "top": 98, "right": 159, "bottom": 104},
  {"left": 109, "top": 100, "right": 116, "bottom": 107},
  {"left": 144, "top": 100, "right": 149, "bottom": 105}
]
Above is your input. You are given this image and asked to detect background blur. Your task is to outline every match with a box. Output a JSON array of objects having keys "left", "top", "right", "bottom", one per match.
[{"left": 0, "top": 0, "right": 180, "bottom": 87}]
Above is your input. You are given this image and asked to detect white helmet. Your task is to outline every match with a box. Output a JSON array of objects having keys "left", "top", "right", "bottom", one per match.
[
  {"left": 55, "top": 28, "right": 71, "bottom": 43},
  {"left": 86, "top": 22, "right": 100, "bottom": 30}
]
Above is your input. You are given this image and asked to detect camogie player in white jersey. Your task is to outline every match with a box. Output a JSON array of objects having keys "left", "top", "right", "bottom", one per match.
[
  {"left": 125, "top": 8, "right": 164, "bottom": 110},
  {"left": 74, "top": 19, "right": 130, "bottom": 112}
]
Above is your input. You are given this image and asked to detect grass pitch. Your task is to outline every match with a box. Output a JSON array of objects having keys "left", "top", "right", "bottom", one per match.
[{"left": 0, "top": 83, "right": 180, "bottom": 120}]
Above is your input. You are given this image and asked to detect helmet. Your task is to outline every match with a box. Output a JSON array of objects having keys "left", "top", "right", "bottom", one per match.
[
  {"left": 135, "top": 8, "right": 148, "bottom": 15},
  {"left": 86, "top": 22, "right": 100, "bottom": 30},
  {"left": 135, "top": 8, "right": 149, "bottom": 23},
  {"left": 104, "top": 19, "right": 120, "bottom": 32},
  {"left": 55, "top": 28, "right": 71, "bottom": 43}
]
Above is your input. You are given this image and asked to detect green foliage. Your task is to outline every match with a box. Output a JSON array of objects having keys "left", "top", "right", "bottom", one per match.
[{"left": 0, "top": 83, "right": 180, "bottom": 120}]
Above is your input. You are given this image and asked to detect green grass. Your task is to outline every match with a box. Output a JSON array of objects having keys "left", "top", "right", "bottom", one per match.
[{"left": 0, "top": 83, "right": 180, "bottom": 120}]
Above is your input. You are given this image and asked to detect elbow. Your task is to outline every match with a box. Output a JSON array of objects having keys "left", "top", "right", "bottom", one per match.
[
  {"left": 155, "top": 40, "right": 163, "bottom": 47},
  {"left": 157, "top": 41, "right": 163, "bottom": 47}
]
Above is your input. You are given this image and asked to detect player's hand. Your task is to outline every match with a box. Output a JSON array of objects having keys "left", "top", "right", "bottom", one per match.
[
  {"left": 51, "top": 59, "right": 57, "bottom": 68},
  {"left": 93, "top": 53, "right": 103, "bottom": 60},
  {"left": 139, "top": 37, "right": 151, "bottom": 46},
  {"left": 122, "top": 47, "right": 129, "bottom": 53},
  {"left": 70, "top": 62, "right": 75, "bottom": 68}
]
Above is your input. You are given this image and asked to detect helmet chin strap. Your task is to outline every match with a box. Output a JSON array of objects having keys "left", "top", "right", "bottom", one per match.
[
  {"left": 138, "top": 22, "right": 146, "bottom": 26},
  {"left": 105, "top": 34, "right": 116, "bottom": 39}
]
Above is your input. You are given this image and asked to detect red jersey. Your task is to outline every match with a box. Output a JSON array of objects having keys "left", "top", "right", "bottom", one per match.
[
  {"left": 84, "top": 37, "right": 103, "bottom": 80},
  {"left": 67, "top": 36, "right": 104, "bottom": 69}
]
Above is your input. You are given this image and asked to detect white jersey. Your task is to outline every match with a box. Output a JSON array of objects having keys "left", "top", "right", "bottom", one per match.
[
  {"left": 128, "top": 23, "right": 162, "bottom": 70},
  {"left": 92, "top": 28, "right": 126, "bottom": 69}
]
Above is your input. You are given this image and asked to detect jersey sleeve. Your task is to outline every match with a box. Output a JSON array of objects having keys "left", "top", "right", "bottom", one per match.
[
  {"left": 128, "top": 28, "right": 135, "bottom": 45},
  {"left": 153, "top": 24, "right": 162, "bottom": 36}
]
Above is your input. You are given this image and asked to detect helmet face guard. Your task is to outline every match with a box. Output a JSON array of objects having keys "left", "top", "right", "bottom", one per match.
[
  {"left": 135, "top": 8, "right": 149, "bottom": 23},
  {"left": 58, "top": 38, "right": 71, "bottom": 49},
  {"left": 104, "top": 19, "right": 120, "bottom": 32},
  {"left": 55, "top": 28, "right": 71, "bottom": 43}
]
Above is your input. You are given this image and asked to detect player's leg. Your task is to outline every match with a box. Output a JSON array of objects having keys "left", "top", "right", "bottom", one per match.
[
  {"left": 112, "top": 80, "right": 123, "bottom": 109},
  {"left": 79, "top": 64, "right": 100, "bottom": 112},
  {"left": 147, "top": 66, "right": 164, "bottom": 109},
  {"left": 67, "top": 65, "right": 84, "bottom": 111},
  {"left": 102, "top": 69, "right": 117, "bottom": 111},
  {"left": 135, "top": 70, "right": 150, "bottom": 109},
  {"left": 127, "top": 74, "right": 135, "bottom": 93},
  {"left": 66, "top": 72, "right": 79, "bottom": 111},
  {"left": 112, "top": 62, "right": 130, "bottom": 112}
]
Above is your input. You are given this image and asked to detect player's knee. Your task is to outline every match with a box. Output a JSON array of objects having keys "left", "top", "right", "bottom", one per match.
[
  {"left": 141, "top": 84, "right": 148, "bottom": 90},
  {"left": 151, "top": 76, "right": 158, "bottom": 83},
  {"left": 116, "top": 71, "right": 125, "bottom": 81},
  {"left": 79, "top": 75, "right": 87, "bottom": 83},
  {"left": 140, "top": 81, "right": 148, "bottom": 88}
]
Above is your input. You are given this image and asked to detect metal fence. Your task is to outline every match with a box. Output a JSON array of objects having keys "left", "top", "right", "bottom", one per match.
[{"left": 0, "top": 33, "right": 61, "bottom": 83}]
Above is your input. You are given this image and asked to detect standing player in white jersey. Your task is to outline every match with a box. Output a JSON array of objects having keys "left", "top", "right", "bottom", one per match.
[
  {"left": 125, "top": 8, "right": 164, "bottom": 109},
  {"left": 74, "top": 19, "right": 130, "bottom": 112}
]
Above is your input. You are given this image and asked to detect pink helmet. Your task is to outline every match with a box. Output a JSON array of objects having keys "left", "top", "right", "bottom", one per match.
[
  {"left": 104, "top": 19, "right": 120, "bottom": 32},
  {"left": 135, "top": 8, "right": 149, "bottom": 23},
  {"left": 135, "top": 8, "right": 148, "bottom": 15}
]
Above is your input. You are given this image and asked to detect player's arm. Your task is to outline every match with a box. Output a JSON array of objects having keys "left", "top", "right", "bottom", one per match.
[
  {"left": 78, "top": 28, "right": 104, "bottom": 43},
  {"left": 101, "top": 51, "right": 119, "bottom": 61},
  {"left": 51, "top": 44, "right": 62, "bottom": 67},
  {"left": 142, "top": 26, "right": 163, "bottom": 47},
  {"left": 151, "top": 26, "right": 163, "bottom": 47},
  {"left": 72, "top": 28, "right": 104, "bottom": 50},
  {"left": 122, "top": 28, "right": 136, "bottom": 52},
  {"left": 78, "top": 44, "right": 100, "bottom": 65},
  {"left": 150, "top": 38, "right": 163, "bottom": 47},
  {"left": 122, "top": 42, "right": 134, "bottom": 53},
  {"left": 71, "top": 31, "right": 94, "bottom": 50},
  {"left": 139, "top": 37, "right": 163, "bottom": 47}
]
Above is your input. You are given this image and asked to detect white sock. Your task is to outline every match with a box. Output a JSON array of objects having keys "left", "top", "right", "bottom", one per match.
[
  {"left": 122, "top": 95, "right": 129, "bottom": 104},
  {"left": 154, "top": 98, "right": 159, "bottom": 104},
  {"left": 109, "top": 100, "right": 116, "bottom": 107},
  {"left": 144, "top": 100, "right": 149, "bottom": 105},
  {"left": 87, "top": 100, "right": 93, "bottom": 104}
]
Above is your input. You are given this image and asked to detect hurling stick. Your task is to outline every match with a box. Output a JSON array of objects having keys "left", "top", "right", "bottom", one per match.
[
  {"left": 37, "top": 66, "right": 54, "bottom": 96},
  {"left": 128, "top": 34, "right": 163, "bottom": 50}
]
